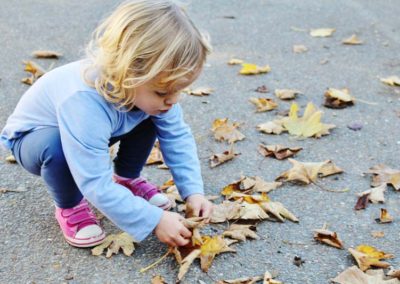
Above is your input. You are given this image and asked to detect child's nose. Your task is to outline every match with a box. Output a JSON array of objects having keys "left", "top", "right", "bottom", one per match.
[{"left": 165, "top": 93, "right": 180, "bottom": 105}]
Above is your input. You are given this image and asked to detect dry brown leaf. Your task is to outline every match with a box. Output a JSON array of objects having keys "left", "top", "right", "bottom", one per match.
[
  {"left": 228, "top": 58, "right": 244, "bottom": 65},
  {"left": 32, "top": 50, "right": 62, "bottom": 58},
  {"left": 342, "top": 34, "right": 363, "bottom": 45},
  {"left": 240, "top": 202, "right": 270, "bottom": 220},
  {"left": 239, "top": 63, "right": 271, "bottom": 75},
  {"left": 293, "top": 45, "right": 308, "bottom": 53},
  {"left": 22, "top": 60, "right": 46, "bottom": 84},
  {"left": 276, "top": 158, "right": 342, "bottom": 184},
  {"left": 183, "top": 87, "right": 214, "bottom": 96},
  {"left": 221, "top": 176, "right": 282, "bottom": 196},
  {"left": 264, "top": 271, "right": 283, "bottom": 284},
  {"left": 357, "top": 184, "right": 387, "bottom": 205},
  {"left": 151, "top": 275, "right": 167, "bottom": 284},
  {"left": 212, "top": 118, "right": 245, "bottom": 144},
  {"left": 258, "top": 144, "right": 302, "bottom": 160},
  {"left": 324, "top": 88, "right": 355, "bottom": 109},
  {"left": 310, "top": 28, "right": 336, "bottom": 37},
  {"left": 91, "top": 232, "right": 135, "bottom": 258},
  {"left": 222, "top": 224, "right": 259, "bottom": 241},
  {"left": 210, "top": 145, "right": 240, "bottom": 168},
  {"left": 313, "top": 227, "right": 344, "bottom": 249},
  {"left": 376, "top": 208, "right": 394, "bottom": 224},
  {"left": 249, "top": 97, "right": 278, "bottom": 112},
  {"left": 380, "top": 76, "right": 400, "bottom": 87},
  {"left": 210, "top": 201, "right": 244, "bottom": 223},
  {"left": 257, "top": 120, "right": 285, "bottom": 135},
  {"left": 367, "top": 164, "right": 400, "bottom": 190},
  {"left": 349, "top": 245, "right": 393, "bottom": 271},
  {"left": 332, "top": 266, "right": 400, "bottom": 284},
  {"left": 146, "top": 141, "right": 165, "bottom": 166},
  {"left": 275, "top": 89, "right": 301, "bottom": 100},
  {"left": 260, "top": 200, "right": 299, "bottom": 222},
  {"left": 355, "top": 193, "right": 369, "bottom": 210},
  {"left": 387, "top": 268, "right": 400, "bottom": 279}
]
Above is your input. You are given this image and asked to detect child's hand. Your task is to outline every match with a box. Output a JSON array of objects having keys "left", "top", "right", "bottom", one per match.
[
  {"left": 185, "top": 194, "right": 214, "bottom": 221},
  {"left": 154, "top": 211, "right": 192, "bottom": 247}
]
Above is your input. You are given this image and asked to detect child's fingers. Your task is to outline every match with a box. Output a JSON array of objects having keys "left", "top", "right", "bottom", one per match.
[
  {"left": 175, "top": 235, "right": 190, "bottom": 247},
  {"left": 180, "top": 225, "right": 192, "bottom": 238}
]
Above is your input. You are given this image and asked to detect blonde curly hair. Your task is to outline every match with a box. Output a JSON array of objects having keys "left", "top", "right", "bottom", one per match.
[{"left": 83, "top": 0, "right": 211, "bottom": 110}]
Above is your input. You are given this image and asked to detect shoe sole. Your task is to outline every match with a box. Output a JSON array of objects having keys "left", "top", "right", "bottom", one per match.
[{"left": 64, "top": 231, "right": 106, "bottom": 248}]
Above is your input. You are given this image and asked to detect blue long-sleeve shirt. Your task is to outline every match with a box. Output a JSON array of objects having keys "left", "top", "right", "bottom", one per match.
[{"left": 1, "top": 60, "right": 204, "bottom": 241}]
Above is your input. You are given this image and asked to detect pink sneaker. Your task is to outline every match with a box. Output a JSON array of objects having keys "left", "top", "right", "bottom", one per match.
[
  {"left": 55, "top": 199, "right": 106, "bottom": 248},
  {"left": 113, "top": 174, "right": 172, "bottom": 210}
]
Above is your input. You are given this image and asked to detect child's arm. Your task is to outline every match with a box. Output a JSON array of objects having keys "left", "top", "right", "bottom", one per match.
[
  {"left": 56, "top": 91, "right": 163, "bottom": 242},
  {"left": 151, "top": 104, "right": 214, "bottom": 220}
]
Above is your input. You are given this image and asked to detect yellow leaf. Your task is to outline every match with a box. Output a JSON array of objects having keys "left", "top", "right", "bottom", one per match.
[
  {"left": 349, "top": 246, "right": 393, "bottom": 271},
  {"left": 211, "top": 118, "right": 245, "bottom": 143},
  {"left": 200, "top": 236, "right": 237, "bottom": 272},
  {"left": 249, "top": 97, "right": 278, "bottom": 112},
  {"left": 239, "top": 63, "right": 271, "bottom": 75},
  {"left": 281, "top": 102, "right": 336, "bottom": 138},
  {"left": 324, "top": 88, "right": 355, "bottom": 109}
]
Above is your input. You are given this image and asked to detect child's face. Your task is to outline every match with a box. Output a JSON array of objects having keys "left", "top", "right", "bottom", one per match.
[{"left": 133, "top": 72, "right": 199, "bottom": 116}]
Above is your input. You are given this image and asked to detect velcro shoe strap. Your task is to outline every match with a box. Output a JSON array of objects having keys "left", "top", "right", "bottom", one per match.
[{"left": 67, "top": 211, "right": 95, "bottom": 226}]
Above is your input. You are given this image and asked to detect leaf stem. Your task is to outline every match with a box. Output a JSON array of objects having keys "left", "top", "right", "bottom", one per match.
[{"left": 139, "top": 248, "right": 172, "bottom": 273}]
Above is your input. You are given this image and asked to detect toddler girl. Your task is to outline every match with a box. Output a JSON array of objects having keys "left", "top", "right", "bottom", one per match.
[{"left": 1, "top": 0, "right": 213, "bottom": 248}]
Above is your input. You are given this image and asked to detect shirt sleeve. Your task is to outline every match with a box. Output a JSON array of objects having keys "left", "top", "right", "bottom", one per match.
[
  {"left": 56, "top": 92, "right": 163, "bottom": 242},
  {"left": 151, "top": 103, "right": 204, "bottom": 200}
]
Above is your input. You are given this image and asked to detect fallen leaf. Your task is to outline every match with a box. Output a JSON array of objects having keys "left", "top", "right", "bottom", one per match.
[
  {"left": 221, "top": 176, "right": 282, "bottom": 196},
  {"left": 313, "top": 227, "right": 344, "bottom": 249},
  {"left": 367, "top": 164, "right": 400, "bottom": 190},
  {"left": 388, "top": 268, "right": 400, "bottom": 279},
  {"left": 349, "top": 245, "right": 393, "bottom": 271},
  {"left": 281, "top": 102, "right": 336, "bottom": 138},
  {"left": 380, "top": 76, "right": 400, "bottom": 87},
  {"left": 239, "top": 63, "right": 271, "bottom": 75},
  {"left": 342, "top": 34, "right": 363, "bottom": 45},
  {"left": 310, "top": 28, "right": 336, "bottom": 37},
  {"left": 355, "top": 193, "right": 369, "bottom": 210},
  {"left": 293, "top": 45, "right": 308, "bottom": 53},
  {"left": 151, "top": 275, "right": 167, "bottom": 284},
  {"left": 228, "top": 58, "right": 244, "bottom": 65},
  {"left": 257, "top": 120, "right": 285, "bottom": 135},
  {"left": 255, "top": 85, "right": 269, "bottom": 93},
  {"left": 240, "top": 202, "right": 270, "bottom": 220},
  {"left": 210, "top": 145, "right": 240, "bottom": 168},
  {"left": 332, "top": 266, "right": 400, "bottom": 284},
  {"left": 146, "top": 141, "right": 166, "bottom": 166},
  {"left": 91, "top": 232, "right": 135, "bottom": 258},
  {"left": 276, "top": 159, "right": 342, "bottom": 184},
  {"left": 260, "top": 200, "right": 299, "bottom": 222},
  {"left": 258, "top": 144, "right": 302, "bottom": 160},
  {"left": 212, "top": 118, "right": 246, "bottom": 144},
  {"left": 264, "top": 271, "right": 283, "bottom": 284},
  {"left": 222, "top": 224, "right": 259, "bottom": 241},
  {"left": 183, "top": 87, "right": 214, "bottom": 96},
  {"left": 323, "top": 88, "right": 355, "bottom": 109},
  {"left": 210, "top": 201, "right": 244, "bottom": 223},
  {"left": 5, "top": 154, "right": 17, "bottom": 163},
  {"left": 376, "top": 208, "right": 394, "bottom": 224},
  {"left": 32, "top": 50, "right": 62, "bottom": 58},
  {"left": 249, "top": 98, "right": 278, "bottom": 112},
  {"left": 275, "top": 89, "right": 301, "bottom": 100},
  {"left": 22, "top": 60, "right": 46, "bottom": 84},
  {"left": 357, "top": 184, "right": 387, "bottom": 204}
]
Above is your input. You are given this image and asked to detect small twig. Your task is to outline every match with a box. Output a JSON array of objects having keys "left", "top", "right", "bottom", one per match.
[
  {"left": 0, "top": 187, "right": 27, "bottom": 193},
  {"left": 282, "top": 240, "right": 308, "bottom": 246},
  {"left": 139, "top": 248, "right": 172, "bottom": 273},
  {"left": 355, "top": 98, "right": 378, "bottom": 105},
  {"left": 310, "top": 180, "right": 349, "bottom": 193}
]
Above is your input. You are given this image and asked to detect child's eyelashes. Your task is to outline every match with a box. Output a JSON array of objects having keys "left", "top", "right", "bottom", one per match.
[{"left": 155, "top": 91, "right": 168, "bottom": 97}]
